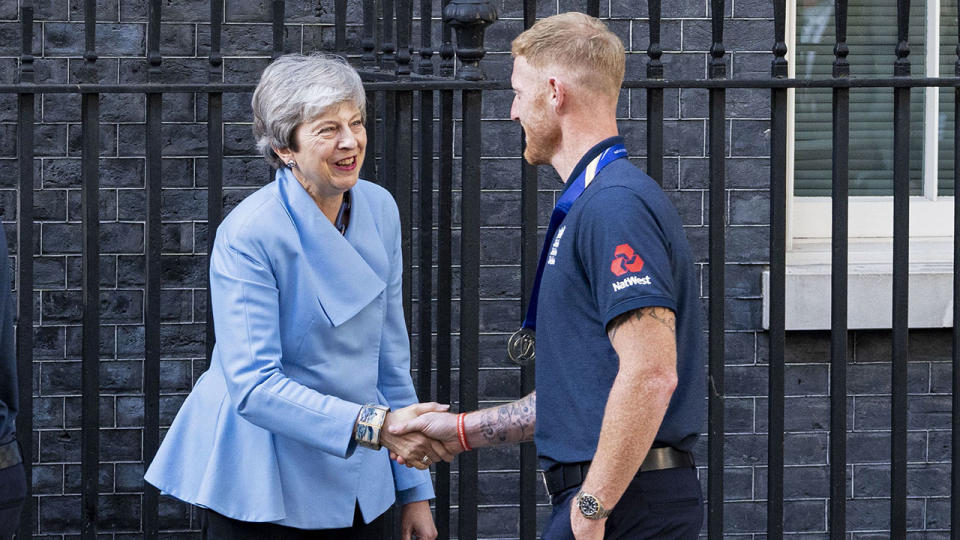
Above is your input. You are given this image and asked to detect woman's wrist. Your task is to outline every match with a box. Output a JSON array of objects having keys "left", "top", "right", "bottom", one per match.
[{"left": 378, "top": 411, "right": 400, "bottom": 451}]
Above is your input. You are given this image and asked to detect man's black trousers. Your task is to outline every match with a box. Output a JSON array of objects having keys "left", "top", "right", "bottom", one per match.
[{"left": 541, "top": 466, "right": 702, "bottom": 539}]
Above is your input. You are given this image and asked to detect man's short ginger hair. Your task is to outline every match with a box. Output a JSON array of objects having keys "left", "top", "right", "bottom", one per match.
[{"left": 511, "top": 12, "right": 625, "bottom": 101}]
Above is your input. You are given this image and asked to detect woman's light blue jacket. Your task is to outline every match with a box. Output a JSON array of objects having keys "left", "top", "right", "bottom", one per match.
[{"left": 144, "top": 168, "right": 434, "bottom": 529}]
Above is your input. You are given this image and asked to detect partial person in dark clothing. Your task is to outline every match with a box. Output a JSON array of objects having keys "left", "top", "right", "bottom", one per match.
[{"left": 0, "top": 222, "right": 25, "bottom": 540}]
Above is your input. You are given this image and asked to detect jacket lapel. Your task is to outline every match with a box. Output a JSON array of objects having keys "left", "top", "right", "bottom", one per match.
[
  {"left": 277, "top": 168, "right": 386, "bottom": 327},
  {"left": 344, "top": 183, "right": 390, "bottom": 280}
]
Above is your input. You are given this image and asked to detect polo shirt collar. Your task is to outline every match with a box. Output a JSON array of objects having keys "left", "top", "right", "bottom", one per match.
[{"left": 561, "top": 136, "right": 626, "bottom": 195}]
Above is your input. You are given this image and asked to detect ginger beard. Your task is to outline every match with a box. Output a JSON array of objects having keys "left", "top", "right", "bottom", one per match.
[{"left": 520, "top": 90, "right": 561, "bottom": 166}]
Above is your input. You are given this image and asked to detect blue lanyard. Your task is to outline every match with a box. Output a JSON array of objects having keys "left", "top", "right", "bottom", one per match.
[{"left": 521, "top": 143, "right": 627, "bottom": 330}]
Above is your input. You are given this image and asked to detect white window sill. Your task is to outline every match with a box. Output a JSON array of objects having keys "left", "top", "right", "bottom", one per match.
[{"left": 762, "top": 238, "right": 955, "bottom": 330}]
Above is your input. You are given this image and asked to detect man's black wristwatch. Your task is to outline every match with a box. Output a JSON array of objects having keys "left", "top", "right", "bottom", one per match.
[{"left": 575, "top": 490, "right": 612, "bottom": 520}]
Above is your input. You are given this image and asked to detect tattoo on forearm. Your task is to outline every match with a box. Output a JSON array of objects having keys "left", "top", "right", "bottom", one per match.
[
  {"left": 607, "top": 306, "right": 676, "bottom": 341},
  {"left": 478, "top": 392, "right": 536, "bottom": 445}
]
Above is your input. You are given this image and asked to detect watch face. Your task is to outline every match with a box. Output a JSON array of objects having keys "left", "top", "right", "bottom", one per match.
[{"left": 578, "top": 493, "right": 599, "bottom": 517}]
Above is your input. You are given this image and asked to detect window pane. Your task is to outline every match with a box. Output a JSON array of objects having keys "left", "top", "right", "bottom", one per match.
[
  {"left": 795, "top": 0, "right": 925, "bottom": 196},
  {"left": 939, "top": 0, "right": 957, "bottom": 197}
]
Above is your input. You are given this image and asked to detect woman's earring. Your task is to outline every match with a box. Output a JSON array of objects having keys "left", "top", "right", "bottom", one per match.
[{"left": 287, "top": 160, "right": 296, "bottom": 169}]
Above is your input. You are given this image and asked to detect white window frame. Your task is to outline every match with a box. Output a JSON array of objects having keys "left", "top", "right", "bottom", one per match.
[{"left": 763, "top": 0, "right": 955, "bottom": 330}]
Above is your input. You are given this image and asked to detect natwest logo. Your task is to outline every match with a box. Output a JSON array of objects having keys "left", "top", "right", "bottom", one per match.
[
  {"left": 610, "top": 243, "right": 644, "bottom": 276},
  {"left": 612, "top": 274, "right": 651, "bottom": 292}
]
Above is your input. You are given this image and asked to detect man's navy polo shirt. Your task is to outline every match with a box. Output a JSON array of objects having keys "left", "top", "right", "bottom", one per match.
[{"left": 534, "top": 136, "right": 705, "bottom": 468}]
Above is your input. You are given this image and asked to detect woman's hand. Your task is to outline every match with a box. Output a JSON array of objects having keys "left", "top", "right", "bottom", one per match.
[
  {"left": 387, "top": 411, "right": 463, "bottom": 464},
  {"left": 401, "top": 500, "right": 437, "bottom": 540},
  {"left": 380, "top": 402, "right": 452, "bottom": 469}
]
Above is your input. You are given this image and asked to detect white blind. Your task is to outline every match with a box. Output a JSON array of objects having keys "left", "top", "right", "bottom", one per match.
[
  {"left": 795, "top": 0, "right": 926, "bottom": 196},
  {"left": 938, "top": 0, "right": 958, "bottom": 196}
]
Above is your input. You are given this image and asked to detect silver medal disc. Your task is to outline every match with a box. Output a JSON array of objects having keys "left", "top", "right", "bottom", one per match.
[{"left": 507, "top": 327, "right": 536, "bottom": 366}]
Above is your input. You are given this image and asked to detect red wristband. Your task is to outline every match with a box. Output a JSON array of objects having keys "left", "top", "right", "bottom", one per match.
[{"left": 457, "top": 412, "right": 471, "bottom": 451}]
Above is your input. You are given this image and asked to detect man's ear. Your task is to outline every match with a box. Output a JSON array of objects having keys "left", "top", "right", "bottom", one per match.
[{"left": 547, "top": 76, "right": 565, "bottom": 112}]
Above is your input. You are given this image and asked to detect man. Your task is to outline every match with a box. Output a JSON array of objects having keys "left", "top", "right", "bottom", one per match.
[
  {"left": 391, "top": 12, "right": 705, "bottom": 539},
  {"left": 0, "top": 221, "right": 25, "bottom": 540}
]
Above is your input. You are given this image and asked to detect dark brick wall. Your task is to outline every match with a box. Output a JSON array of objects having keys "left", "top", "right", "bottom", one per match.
[
  {"left": 719, "top": 329, "right": 954, "bottom": 538},
  {"left": 1, "top": 0, "right": 953, "bottom": 537}
]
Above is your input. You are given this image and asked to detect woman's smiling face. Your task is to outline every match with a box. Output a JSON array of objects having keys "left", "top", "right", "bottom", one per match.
[{"left": 285, "top": 101, "right": 367, "bottom": 200}]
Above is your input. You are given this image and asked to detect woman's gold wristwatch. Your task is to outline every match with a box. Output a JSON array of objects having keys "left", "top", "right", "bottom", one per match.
[{"left": 355, "top": 404, "right": 390, "bottom": 450}]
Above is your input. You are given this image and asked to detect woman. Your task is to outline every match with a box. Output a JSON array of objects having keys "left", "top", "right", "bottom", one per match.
[{"left": 145, "top": 53, "right": 448, "bottom": 539}]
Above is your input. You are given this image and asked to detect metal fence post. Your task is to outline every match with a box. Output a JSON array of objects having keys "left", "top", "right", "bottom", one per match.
[
  {"left": 444, "top": 1, "right": 497, "bottom": 537},
  {"left": 435, "top": 9, "right": 456, "bottom": 537},
  {"left": 15, "top": 3, "right": 36, "bottom": 535},
  {"left": 646, "top": 0, "right": 664, "bottom": 185},
  {"left": 890, "top": 1, "right": 912, "bottom": 535},
  {"left": 707, "top": 0, "right": 727, "bottom": 536},
  {"left": 80, "top": 1, "right": 101, "bottom": 536},
  {"left": 768, "top": 2, "right": 788, "bottom": 537},
  {"left": 828, "top": 2, "right": 850, "bottom": 537}
]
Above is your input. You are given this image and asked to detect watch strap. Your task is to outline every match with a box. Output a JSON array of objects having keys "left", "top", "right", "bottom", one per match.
[{"left": 577, "top": 490, "right": 612, "bottom": 520}]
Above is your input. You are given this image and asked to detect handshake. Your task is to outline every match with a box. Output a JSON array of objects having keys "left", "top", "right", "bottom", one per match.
[{"left": 379, "top": 402, "right": 466, "bottom": 470}]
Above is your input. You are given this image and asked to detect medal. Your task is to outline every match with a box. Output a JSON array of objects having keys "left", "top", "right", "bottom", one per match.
[{"left": 507, "top": 327, "right": 536, "bottom": 366}]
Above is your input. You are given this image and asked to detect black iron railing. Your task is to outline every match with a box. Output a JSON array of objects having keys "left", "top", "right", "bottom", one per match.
[{"left": 7, "top": 0, "right": 960, "bottom": 538}]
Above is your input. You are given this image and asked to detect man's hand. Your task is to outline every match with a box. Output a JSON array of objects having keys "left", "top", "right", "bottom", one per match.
[
  {"left": 387, "top": 411, "right": 463, "bottom": 464},
  {"left": 569, "top": 502, "right": 605, "bottom": 540},
  {"left": 388, "top": 391, "right": 538, "bottom": 466},
  {"left": 401, "top": 500, "right": 438, "bottom": 540},
  {"left": 379, "top": 402, "right": 452, "bottom": 469}
]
